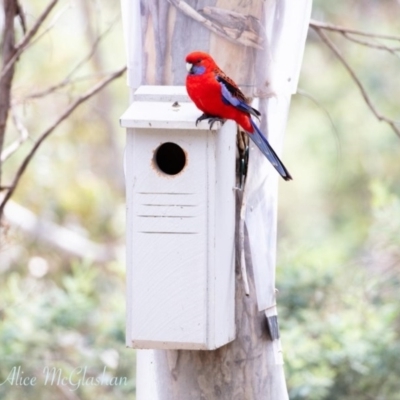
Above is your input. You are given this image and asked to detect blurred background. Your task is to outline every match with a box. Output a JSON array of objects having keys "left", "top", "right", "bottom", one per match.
[{"left": 1, "top": 0, "right": 399, "bottom": 399}]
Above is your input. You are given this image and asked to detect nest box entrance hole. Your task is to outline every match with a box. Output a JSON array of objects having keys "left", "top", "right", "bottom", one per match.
[{"left": 154, "top": 142, "right": 186, "bottom": 175}]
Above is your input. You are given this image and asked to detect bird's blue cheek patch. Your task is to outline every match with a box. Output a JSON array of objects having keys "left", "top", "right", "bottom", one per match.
[{"left": 191, "top": 65, "right": 206, "bottom": 75}]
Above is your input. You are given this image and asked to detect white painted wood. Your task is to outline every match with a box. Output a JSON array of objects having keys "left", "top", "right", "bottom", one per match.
[
  {"left": 213, "top": 119, "right": 236, "bottom": 348},
  {"left": 123, "top": 86, "right": 236, "bottom": 350},
  {"left": 120, "top": 100, "right": 212, "bottom": 130}
]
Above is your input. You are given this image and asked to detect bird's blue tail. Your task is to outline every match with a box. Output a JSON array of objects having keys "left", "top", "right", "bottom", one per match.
[{"left": 249, "top": 119, "right": 292, "bottom": 181}]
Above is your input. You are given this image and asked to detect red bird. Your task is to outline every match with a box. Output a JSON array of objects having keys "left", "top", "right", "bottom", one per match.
[{"left": 185, "top": 51, "right": 292, "bottom": 181}]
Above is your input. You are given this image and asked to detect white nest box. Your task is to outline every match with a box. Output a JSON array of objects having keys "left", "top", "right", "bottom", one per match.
[{"left": 120, "top": 86, "right": 236, "bottom": 350}]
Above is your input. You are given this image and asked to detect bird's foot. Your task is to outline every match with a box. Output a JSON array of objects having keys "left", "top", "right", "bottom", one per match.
[
  {"left": 195, "top": 113, "right": 213, "bottom": 127},
  {"left": 195, "top": 113, "right": 226, "bottom": 130},
  {"left": 207, "top": 117, "right": 226, "bottom": 130}
]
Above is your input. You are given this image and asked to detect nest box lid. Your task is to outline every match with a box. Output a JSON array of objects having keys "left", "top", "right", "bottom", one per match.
[{"left": 120, "top": 85, "right": 207, "bottom": 130}]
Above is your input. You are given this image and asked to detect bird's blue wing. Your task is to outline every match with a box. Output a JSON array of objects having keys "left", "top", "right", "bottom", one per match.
[
  {"left": 215, "top": 73, "right": 292, "bottom": 181},
  {"left": 216, "top": 75, "right": 261, "bottom": 119}
]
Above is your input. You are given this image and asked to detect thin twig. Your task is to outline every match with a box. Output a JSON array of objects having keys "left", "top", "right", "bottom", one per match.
[
  {"left": 297, "top": 88, "right": 343, "bottom": 190},
  {"left": 1, "top": 107, "right": 30, "bottom": 162},
  {"left": 21, "top": 73, "right": 112, "bottom": 101},
  {"left": 311, "top": 26, "right": 400, "bottom": 139},
  {"left": 26, "top": 3, "right": 71, "bottom": 49},
  {"left": 25, "top": 17, "right": 118, "bottom": 100},
  {"left": 341, "top": 33, "right": 400, "bottom": 57},
  {"left": 0, "top": 66, "right": 126, "bottom": 217},
  {"left": 0, "top": 0, "right": 59, "bottom": 83},
  {"left": 310, "top": 19, "right": 400, "bottom": 42},
  {"left": 11, "top": 75, "right": 112, "bottom": 106}
]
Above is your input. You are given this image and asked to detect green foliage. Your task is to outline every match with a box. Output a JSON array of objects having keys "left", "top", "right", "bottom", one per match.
[
  {"left": 0, "top": 259, "right": 135, "bottom": 399},
  {"left": 278, "top": 1, "right": 400, "bottom": 396},
  {"left": 279, "top": 236, "right": 400, "bottom": 399}
]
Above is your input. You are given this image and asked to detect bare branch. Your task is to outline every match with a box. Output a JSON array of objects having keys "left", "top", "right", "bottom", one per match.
[
  {"left": 297, "top": 88, "right": 343, "bottom": 187},
  {"left": 21, "top": 73, "right": 111, "bottom": 101},
  {"left": 311, "top": 26, "right": 400, "bottom": 139},
  {"left": 310, "top": 19, "right": 400, "bottom": 42},
  {"left": 15, "top": 0, "right": 27, "bottom": 34},
  {"left": 341, "top": 33, "right": 400, "bottom": 57},
  {"left": 1, "top": 107, "right": 30, "bottom": 162},
  {"left": 26, "top": 3, "right": 71, "bottom": 49},
  {"left": 0, "top": 0, "right": 59, "bottom": 83},
  {"left": 310, "top": 20, "right": 400, "bottom": 57},
  {"left": 25, "top": 16, "right": 118, "bottom": 101},
  {"left": 0, "top": 66, "right": 127, "bottom": 217}
]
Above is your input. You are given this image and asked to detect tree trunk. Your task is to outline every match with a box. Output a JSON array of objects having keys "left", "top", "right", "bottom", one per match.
[
  {"left": 0, "top": 0, "right": 17, "bottom": 188},
  {"left": 133, "top": 1, "right": 289, "bottom": 399}
]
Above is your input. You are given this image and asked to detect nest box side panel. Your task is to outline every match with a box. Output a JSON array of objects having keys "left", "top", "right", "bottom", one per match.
[{"left": 213, "top": 120, "right": 236, "bottom": 347}]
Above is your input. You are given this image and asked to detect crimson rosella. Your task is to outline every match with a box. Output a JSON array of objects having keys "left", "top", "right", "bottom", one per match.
[{"left": 185, "top": 51, "right": 292, "bottom": 181}]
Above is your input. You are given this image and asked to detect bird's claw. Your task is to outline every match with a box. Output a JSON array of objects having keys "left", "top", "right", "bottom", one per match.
[
  {"left": 195, "top": 113, "right": 226, "bottom": 130},
  {"left": 207, "top": 117, "right": 226, "bottom": 130},
  {"left": 195, "top": 113, "right": 210, "bottom": 127}
]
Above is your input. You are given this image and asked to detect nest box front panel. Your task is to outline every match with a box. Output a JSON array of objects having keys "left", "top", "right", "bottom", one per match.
[{"left": 126, "top": 127, "right": 215, "bottom": 348}]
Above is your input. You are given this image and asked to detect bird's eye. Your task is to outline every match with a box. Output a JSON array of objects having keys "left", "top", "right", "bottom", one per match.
[{"left": 196, "top": 59, "right": 201, "bottom": 64}]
